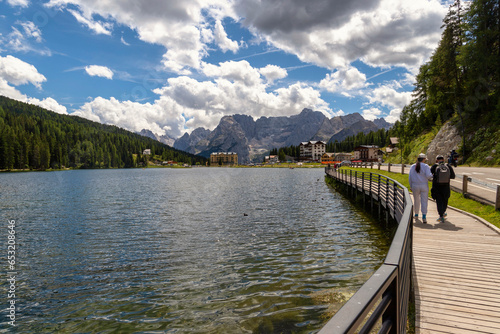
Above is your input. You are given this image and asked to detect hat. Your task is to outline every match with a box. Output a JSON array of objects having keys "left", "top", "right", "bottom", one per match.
[
  {"left": 436, "top": 154, "right": 444, "bottom": 160},
  {"left": 418, "top": 153, "right": 426, "bottom": 159}
]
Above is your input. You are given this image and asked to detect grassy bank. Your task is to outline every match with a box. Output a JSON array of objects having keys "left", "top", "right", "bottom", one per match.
[{"left": 343, "top": 167, "right": 500, "bottom": 229}]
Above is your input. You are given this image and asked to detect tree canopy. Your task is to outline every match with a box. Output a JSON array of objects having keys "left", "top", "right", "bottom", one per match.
[{"left": 0, "top": 96, "right": 206, "bottom": 170}]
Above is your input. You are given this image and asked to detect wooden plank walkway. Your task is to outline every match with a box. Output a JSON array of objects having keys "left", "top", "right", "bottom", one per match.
[{"left": 412, "top": 200, "right": 500, "bottom": 333}]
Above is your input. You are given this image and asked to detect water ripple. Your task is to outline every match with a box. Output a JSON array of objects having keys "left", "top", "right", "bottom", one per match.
[{"left": 0, "top": 168, "right": 389, "bottom": 333}]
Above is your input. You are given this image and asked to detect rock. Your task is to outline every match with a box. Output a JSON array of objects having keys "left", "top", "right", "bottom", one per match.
[
  {"left": 426, "top": 121, "right": 462, "bottom": 162},
  {"left": 173, "top": 108, "right": 394, "bottom": 164}
]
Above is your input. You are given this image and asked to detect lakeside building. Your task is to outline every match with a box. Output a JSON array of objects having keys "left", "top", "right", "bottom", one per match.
[
  {"left": 210, "top": 152, "right": 238, "bottom": 166},
  {"left": 264, "top": 155, "right": 279, "bottom": 163},
  {"left": 321, "top": 152, "right": 352, "bottom": 164},
  {"left": 299, "top": 141, "right": 326, "bottom": 161},
  {"left": 353, "top": 145, "right": 384, "bottom": 162},
  {"left": 386, "top": 137, "right": 399, "bottom": 153}
]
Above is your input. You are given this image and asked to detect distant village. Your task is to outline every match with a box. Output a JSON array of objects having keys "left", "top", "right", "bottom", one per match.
[{"left": 207, "top": 138, "right": 399, "bottom": 166}]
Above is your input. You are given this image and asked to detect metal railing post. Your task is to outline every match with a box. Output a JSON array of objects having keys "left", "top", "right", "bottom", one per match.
[
  {"left": 496, "top": 185, "right": 500, "bottom": 211},
  {"left": 463, "top": 175, "right": 468, "bottom": 195}
]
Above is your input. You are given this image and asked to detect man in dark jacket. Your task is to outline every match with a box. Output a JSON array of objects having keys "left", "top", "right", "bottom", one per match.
[{"left": 431, "top": 155, "right": 456, "bottom": 222}]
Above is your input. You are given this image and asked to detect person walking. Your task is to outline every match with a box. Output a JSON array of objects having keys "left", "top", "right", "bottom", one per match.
[
  {"left": 431, "top": 154, "right": 456, "bottom": 222},
  {"left": 409, "top": 153, "right": 433, "bottom": 223}
]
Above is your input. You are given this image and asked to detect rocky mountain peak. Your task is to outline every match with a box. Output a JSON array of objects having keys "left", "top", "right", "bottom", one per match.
[{"left": 173, "top": 108, "right": 393, "bottom": 163}]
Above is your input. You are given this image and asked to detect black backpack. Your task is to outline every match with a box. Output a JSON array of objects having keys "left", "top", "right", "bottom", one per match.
[{"left": 435, "top": 163, "right": 450, "bottom": 184}]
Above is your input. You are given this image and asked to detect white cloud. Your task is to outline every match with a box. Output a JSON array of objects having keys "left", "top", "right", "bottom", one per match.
[
  {"left": 259, "top": 64, "right": 287, "bottom": 84},
  {"left": 319, "top": 66, "right": 367, "bottom": 94},
  {"left": 0, "top": 55, "right": 46, "bottom": 88},
  {"left": 74, "top": 61, "right": 331, "bottom": 137},
  {"left": 19, "top": 21, "right": 42, "bottom": 42},
  {"left": 362, "top": 107, "right": 382, "bottom": 121},
  {"left": 0, "top": 55, "right": 67, "bottom": 114},
  {"left": 43, "top": 0, "right": 447, "bottom": 79},
  {"left": 203, "top": 60, "right": 262, "bottom": 87},
  {"left": 120, "top": 36, "right": 130, "bottom": 46},
  {"left": 45, "top": 0, "right": 227, "bottom": 74},
  {"left": 85, "top": 65, "right": 114, "bottom": 79},
  {"left": 214, "top": 20, "right": 239, "bottom": 53},
  {"left": 367, "top": 84, "right": 413, "bottom": 110},
  {"left": 6, "top": 0, "right": 29, "bottom": 7},
  {"left": 0, "top": 78, "right": 27, "bottom": 101},
  {"left": 0, "top": 78, "right": 67, "bottom": 114},
  {"left": 67, "top": 8, "right": 113, "bottom": 35},
  {"left": 28, "top": 97, "right": 68, "bottom": 115},
  {"left": 72, "top": 96, "right": 185, "bottom": 136},
  {"left": 2, "top": 21, "right": 50, "bottom": 55},
  {"left": 385, "top": 108, "right": 403, "bottom": 124},
  {"left": 236, "top": 0, "right": 446, "bottom": 71}
]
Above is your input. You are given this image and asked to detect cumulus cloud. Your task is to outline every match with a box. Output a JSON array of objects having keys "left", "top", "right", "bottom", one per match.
[
  {"left": 0, "top": 78, "right": 67, "bottom": 114},
  {"left": 367, "top": 83, "right": 413, "bottom": 110},
  {"left": 74, "top": 61, "right": 331, "bottom": 137},
  {"left": 236, "top": 0, "right": 446, "bottom": 70},
  {"left": 32, "top": 0, "right": 449, "bottom": 129},
  {"left": 203, "top": 60, "right": 262, "bottom": 86},
  {"left": 259, "top": 64, "right": 287, "bottom": 85},
  {"left": 362, "top": 107, "right": 382, "bottom": 121},
  {"left": 45, "top": 0, "right": 230, "bottom": 74},
  {"left": 319, "top": 66, "right": 367, "bottom": 94},
  {"left": 214, "top": 20, "right": 239, "bottom": 53},
  {"left": 364, "top": 83, "right": 413, "bottom": 122},
  {"left": 0, "top": 55, "right": 46, "bottom": 88},
  {"left": 85, "top": 65, "right": 114, "bottom": 79},
  {"left": 27, "top": 97, "right": 68, "bottom": 114},
  {"left": 0, "top": 55, "right": 67, "bottom": 114},
  {"left": 72, "top": 96, "right": 185, "bottom": 136},
  {"left": 43, "top": 0, "right": 446, "bottom": 82}
]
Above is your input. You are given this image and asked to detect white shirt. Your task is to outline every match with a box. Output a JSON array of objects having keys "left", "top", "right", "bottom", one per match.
[{"left": 409, "top": 162, "right": 433, "bottom": 189}]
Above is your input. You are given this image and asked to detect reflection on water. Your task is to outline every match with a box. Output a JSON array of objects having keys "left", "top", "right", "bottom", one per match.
[{"left": 0, "top": 168, "right": 389, "bottom": 333}]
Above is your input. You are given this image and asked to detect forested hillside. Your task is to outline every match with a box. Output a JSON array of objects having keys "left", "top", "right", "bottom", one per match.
[
  {"left": 272, "top": 0, "right": 499, "bottom": 166},
  {"left": 0, "top": 96, "right": 206, "bottom": 170},
  {"left": 393, "top": 0, "right": 500, "bottom": 164}
]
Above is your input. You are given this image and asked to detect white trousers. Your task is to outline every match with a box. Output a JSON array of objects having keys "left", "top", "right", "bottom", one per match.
[{"left": 412, "top": 183, "right": 429, "bottom": 215}]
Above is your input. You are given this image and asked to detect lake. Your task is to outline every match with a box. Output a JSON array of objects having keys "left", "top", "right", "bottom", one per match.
[{"left": 0, "top": 168, "right": 389, "bottom": 333}]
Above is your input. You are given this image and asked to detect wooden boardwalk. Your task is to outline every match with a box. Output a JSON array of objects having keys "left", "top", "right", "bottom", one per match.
[{"left": 412, "top": 201, "right": 500, "bottom": 333}]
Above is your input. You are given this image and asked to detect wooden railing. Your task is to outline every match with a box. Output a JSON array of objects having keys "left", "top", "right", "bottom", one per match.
[{"left": 320, "top": 167, "right": 413, "bottom": 334}]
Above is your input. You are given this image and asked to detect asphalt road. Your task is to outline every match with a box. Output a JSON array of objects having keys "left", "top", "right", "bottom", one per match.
[{"left": 374, "top": 164, "right": 500, "bottom": 205}]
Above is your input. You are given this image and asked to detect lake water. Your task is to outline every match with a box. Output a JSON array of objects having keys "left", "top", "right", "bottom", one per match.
[{"left": 0, "top": 168, "right": 389, "bottom": 333}]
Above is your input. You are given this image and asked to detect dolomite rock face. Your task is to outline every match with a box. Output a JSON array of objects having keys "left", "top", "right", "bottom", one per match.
[{"left": 426, "top": 121, "right": 462, "bottom": 162}]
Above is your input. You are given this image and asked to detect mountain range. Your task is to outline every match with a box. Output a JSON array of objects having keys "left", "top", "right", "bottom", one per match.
[{"left": 167, "top": 108, "right": 392, "bottom": 164}]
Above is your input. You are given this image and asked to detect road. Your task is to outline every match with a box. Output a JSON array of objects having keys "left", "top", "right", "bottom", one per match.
[{"left": 368, "top": 164, "right": 500, "bottom": 205}]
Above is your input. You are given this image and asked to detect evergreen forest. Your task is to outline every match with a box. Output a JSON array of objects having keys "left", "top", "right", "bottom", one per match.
[
  {"left": 272, "top": 0, "right": 500, "bottom": 165},
  {"left": 0, "top": 96, "right": 206, "bottom": 170},
  {"left": 393, "top": 0, "right": 500, "bottom": 164}
]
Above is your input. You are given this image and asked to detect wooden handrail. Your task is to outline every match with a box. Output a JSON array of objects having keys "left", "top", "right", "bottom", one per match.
[{"left": 321, "top": 167, "right": 413, "bottom": 334}]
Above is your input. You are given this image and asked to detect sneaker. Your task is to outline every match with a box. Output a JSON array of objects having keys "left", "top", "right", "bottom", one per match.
[
  {"left": 414, "top": 214, "right": 418, "bottom": 218},
  {"left": 436, "top": 217, "right": 445, "bottom": 223},
  {"left": 422, "top": 215, "right": 427, "bottom": 224},
  {"left": 443, "top": 212, "right": 447, "bottom": 217}
]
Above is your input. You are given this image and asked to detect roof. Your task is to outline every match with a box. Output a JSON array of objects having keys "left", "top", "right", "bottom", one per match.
[
  {"left": 390, "top": 137, "right": 399, "bottom": 144},
  {"left": 210, "top": 152, "right": 238, "bottom": 155},
  {"left": 354, "top": 145, "right": 379, "bottom": 150},
  {"left": 300, "top": 140, "right": 327, "bottom": 146}
]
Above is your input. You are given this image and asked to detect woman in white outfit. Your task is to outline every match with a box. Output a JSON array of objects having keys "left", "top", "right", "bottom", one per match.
[{"left": 409, "top": 153, "right": 433, "bottom": 223}]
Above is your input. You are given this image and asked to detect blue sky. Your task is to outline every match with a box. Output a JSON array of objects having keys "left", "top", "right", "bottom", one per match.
[{"left": 0, "top": 0, "right": 453, "bottom": 138}]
